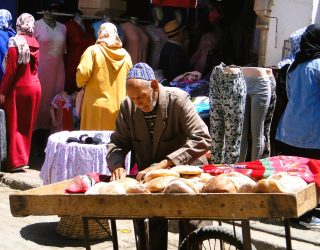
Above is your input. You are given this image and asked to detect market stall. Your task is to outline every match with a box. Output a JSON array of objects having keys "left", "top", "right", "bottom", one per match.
[{"left": 9, "top": 178, "right": 320, "bottom": 250}]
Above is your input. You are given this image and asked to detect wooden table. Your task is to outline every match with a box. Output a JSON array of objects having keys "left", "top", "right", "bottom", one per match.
[{"left": 9, "top": 180, "right": 320, "bottom": 250}]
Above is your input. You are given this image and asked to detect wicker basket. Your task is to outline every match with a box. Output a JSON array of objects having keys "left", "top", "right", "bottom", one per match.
[{"left": 56, "top": 216, "right": 112, "bottom": 240}]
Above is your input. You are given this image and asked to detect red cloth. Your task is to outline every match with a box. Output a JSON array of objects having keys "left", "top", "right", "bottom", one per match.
[
  {"left": 64, "top": 20, "right": 95, "bottom": 94},
  {"left": 65, "top": 172, "right": 103, "bottom": 193},
  {"left": 0, "top": 35, "right": 41, "bottom": 170},
  {"left": 151, "top": 0, "right": 197, "bottom": 8},
  {"left": 203, "top": 155, "right": 320, "bottom": 187}
]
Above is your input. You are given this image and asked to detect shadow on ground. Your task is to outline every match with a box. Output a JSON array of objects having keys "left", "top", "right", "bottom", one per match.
[{"left": 20, "top": 222, "right": 108, "bottom": 248}]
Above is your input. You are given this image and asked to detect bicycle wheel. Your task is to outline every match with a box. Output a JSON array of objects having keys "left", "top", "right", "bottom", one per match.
[{"left": 179, "top": 225, "right": 256, "bottom": 250}]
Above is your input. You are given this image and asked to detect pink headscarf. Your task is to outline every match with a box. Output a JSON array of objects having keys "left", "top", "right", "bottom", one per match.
[{"left": 6, "top": 13, "right": 35, "bottom": 65}]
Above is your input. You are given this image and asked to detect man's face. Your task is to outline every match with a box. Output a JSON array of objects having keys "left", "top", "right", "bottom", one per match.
[{"left": 126, "top": 79, "right": 158, "bottom": 113}]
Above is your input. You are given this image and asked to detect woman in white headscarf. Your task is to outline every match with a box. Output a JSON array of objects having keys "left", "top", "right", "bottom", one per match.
[
  {"left": 0, "top": 13, "right": 41, "bottom": 172},
  {"left": 0, "top": 9, "right": 16, "bottom": 80},
  {"left": 76, "top": 22, "right": 132, "bottom": 130}
]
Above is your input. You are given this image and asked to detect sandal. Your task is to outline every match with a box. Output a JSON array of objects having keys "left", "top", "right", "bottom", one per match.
[{"left": 7, "top": 165, "right": 29, "bottom": 172}]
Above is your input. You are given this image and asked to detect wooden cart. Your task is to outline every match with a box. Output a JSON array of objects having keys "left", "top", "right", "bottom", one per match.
[{"left": 9, "top": 180, "right": 320, "bottom": 250}]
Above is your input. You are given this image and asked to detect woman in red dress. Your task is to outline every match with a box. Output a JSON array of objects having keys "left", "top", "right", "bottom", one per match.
[{"left": 0, "top": 13, "right": 41, "bottom": 172}]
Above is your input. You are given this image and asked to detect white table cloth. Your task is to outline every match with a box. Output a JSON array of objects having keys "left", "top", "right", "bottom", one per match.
[{"left": 40, "top": 130, "right": 131, "bottom": 185}]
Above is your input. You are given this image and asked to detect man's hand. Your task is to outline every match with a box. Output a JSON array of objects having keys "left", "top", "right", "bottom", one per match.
[
  {"left": 136, "top": 159, "right": 174, "bottom": 182},
  {"left": 110, "top": 165, "right": 126, "bottom": 181}
]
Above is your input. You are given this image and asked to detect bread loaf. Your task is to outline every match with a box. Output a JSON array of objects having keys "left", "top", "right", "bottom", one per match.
[
  {"left": 180, "top": 174, "right": 201, "bottom": 180},
  {"left": 145, "top": 175, "right": 178, "bottom": 192},
  {"left": 116, "top": 177, "right": 138, "bottom": 189},
  {"left": 144, "top": 169, "right": 180, "bottom": 182},
  {"left": 202, "top": 176, "right": 237, "bottom": 193},
  {"left": 125, "top": 182, "right": 151, "bottom": 194},
  {"left": 220, "top": 172, "right": 257, "bottom": 193},
  {"left": 256, "top": 172, "right": 308, "bottom": 193},
  {"left": 85, "top": 181, "right": 126, "bottom": 194},
  {"left": 199, "top": 173, "right": 213, "bottom": 183},
  {"left": 171, "top": 165, "right": 204, "bottom": 175},
  {"left": 163, "top": 179, "right": 196, "bottom": 193}
]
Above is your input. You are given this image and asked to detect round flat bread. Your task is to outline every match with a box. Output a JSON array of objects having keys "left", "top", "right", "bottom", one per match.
[
  {"left": 257, "top": 172, "right": 308, "bottom": 193},
  {"left": 144, "top": 169, "right": 180, "bottom": 182},
  {"left": 85, "top": 181, "right": 126, "bottom": 194},
  {"left": 163, "top": 179, "right": 196, "bottom": 193},
  {"left": 220, "top": 172, "right": 257, "bottom": 193},
  {"left": 170, "top": 165, "right": 204, "bottom": 175},
  {"left": 145, "top": 176, "right": 178, "bottom": 192},
  {"left": 202, "top": 176, "right": 237, "bottom": 193},
  {"left": 125, "top": 182, "right": 151, "bottom": 194},
  {"left": 199, "top": 173, "right": 213, "bottom": 183}
]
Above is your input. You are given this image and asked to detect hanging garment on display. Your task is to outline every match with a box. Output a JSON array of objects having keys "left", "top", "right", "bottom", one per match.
[
  {"left": 120, "top": 21, "right": 149, "bottom": 64},
  {"left": 262, "top": 73, "right": 277, "bottom": 158},
  {"left": 64, "top": 18, "right": 95, "bottom": 94},
  {"left": 209, "top": 63, "right": 247, "bottom": 164},
  {"left": 151, "top": 0, "right": 197, "bottom": 8},
  {"left": 34, "top": 18, "right": 66, "bottom": 130},
  {"left": 144, "top": 24, "right": 167, "bottom": 69},
  {"left": 190, "top": 32, "right": 217, "bottom": 74},
  {"left": 239, "top": 67, "right": 272, "bottom": 162},
  {"left": 50, "top": 92, "right": 74, "bottom": 133}
]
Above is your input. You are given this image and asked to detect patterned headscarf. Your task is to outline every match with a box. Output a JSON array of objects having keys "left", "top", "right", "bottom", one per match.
[
  {"left": 127, "top": 63, "right": 155, "bottom": 81},
  {"left": 96, "top": 22, "right": 122, "bottom": 48},
  {"left": 277, "top": 27, "right": 307, "bottom": 69},
  {"left": 0, "top": 9, "right": 13, "bottom": 30},
  {"left": 6, "top": 13, "right": 35, "bottom": 65},
  {"left": 16, "top": 13, "right": 35, "bottom": 36}
]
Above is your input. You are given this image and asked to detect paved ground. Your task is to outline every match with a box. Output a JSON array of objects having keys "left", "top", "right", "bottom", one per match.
[{"left": 0, "top": 184, "right": 179, "bottom": 250}]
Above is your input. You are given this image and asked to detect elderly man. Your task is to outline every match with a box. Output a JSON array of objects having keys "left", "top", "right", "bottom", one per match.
[{"left": 106, "top": 62, "right": 211, "bottom": 250}]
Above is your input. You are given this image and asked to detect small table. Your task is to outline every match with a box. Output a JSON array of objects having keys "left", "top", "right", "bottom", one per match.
[{"left": 40, "top": 130, "right": 131, "bottom": 185}]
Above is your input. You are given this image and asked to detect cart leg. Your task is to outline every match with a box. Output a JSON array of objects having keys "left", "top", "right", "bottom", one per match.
[
  {"left": 82, "top": 217, "right": 91, "bottom": 250},
  {"left": 144, "top": 219, "right": 151, "bottom": 250},
  {"left": 241, "top": 220, "right": 252, "bottom": 250},
  {"left": 284, "top": 219, "right": 292, "bottom": 250},
  {"left": 110, "top": 219, "right": 119, "bottom": 250}
]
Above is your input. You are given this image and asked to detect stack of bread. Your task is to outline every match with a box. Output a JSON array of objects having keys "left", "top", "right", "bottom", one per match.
[
  {"left": 202, "top": 172, "right": 257, "bottom": 193},
  {"left": 85, "top": 177, "right": 150, "bottom": 194},
  {"left": 84, "top": 165, "right": 308, "bottom": 195},
  {"left": 256, "top": 172, "right": 308, "bottom": 193}
]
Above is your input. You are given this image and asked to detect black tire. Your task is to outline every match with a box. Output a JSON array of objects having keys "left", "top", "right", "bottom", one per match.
[{"left": 179, "top": 225, "right": 256, "bottom": 250}]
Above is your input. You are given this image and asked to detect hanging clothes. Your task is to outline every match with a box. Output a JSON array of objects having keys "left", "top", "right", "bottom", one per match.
[
  {"left": 143, "top": 24, "right": 167, "bottom": 69},
  {"left": 151, "top": 0, "right": 197, "bottom": 8},
  {"left": 64, "top": 19, "right": 95, "bottom": 94},
  {"left": 239, "top": 67, "right": 272, "bottom": 162},
  {"left": 50, "top": 92, "right": 74, "bottom": 133},
  {"left": 209, "top": 63, "right": 247, "bottom": 164},
  {"left": 190, "top": 32, "right": 217, "bottom": 74},
  {"left": 120, "top": 21, "right": 149, "bottom": 64},
  {"left": 262, "top": 73, "right": 277, "bottom": 158},
  {"left": 34, "top": 18, "right": 66, "bottom": 130}
]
